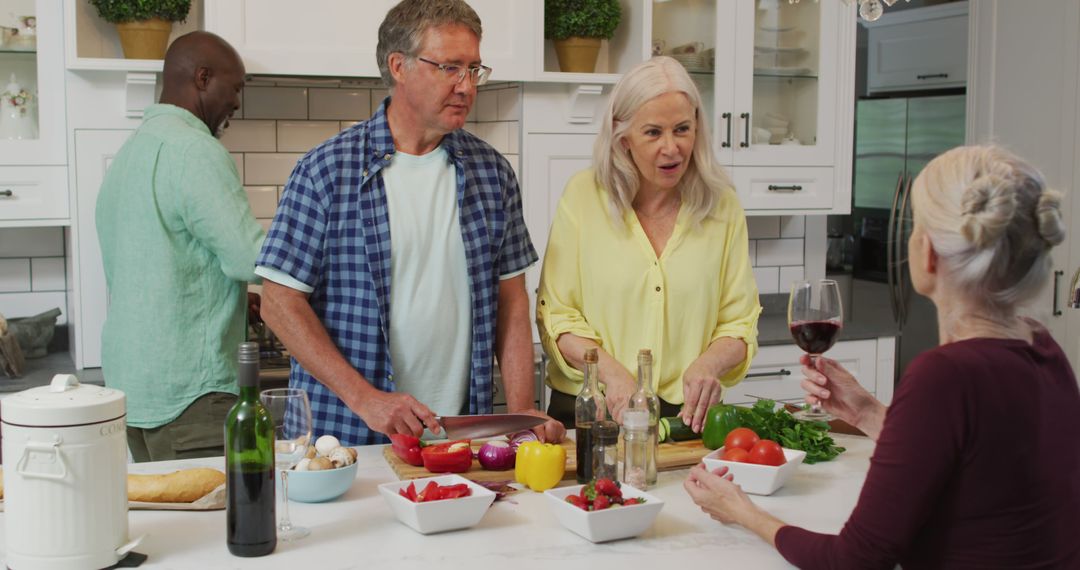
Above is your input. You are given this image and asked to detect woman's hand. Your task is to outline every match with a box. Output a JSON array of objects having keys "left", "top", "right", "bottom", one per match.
[
  {"left": 680, "top": 362, "right": 724, "bottom": 433},
  {"left": 684, "top": 463, "right": 787, "bottom": 547},
  {"left": 800, "top": 354, "right": 886, "bottom": 439},
  {"left": 683, "top": 463, "right": 754, "bottom": 525},
  {"left": 603, "top": 370, "right": 638, "bottom": 423}
]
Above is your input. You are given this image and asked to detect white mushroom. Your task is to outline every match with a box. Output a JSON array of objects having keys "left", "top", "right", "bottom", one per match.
[
  {"left": 307, "top": 457, "right": 333, "bottom": 471},
  {"left": 314, "top": 435, "right": 341, "bottom": 456},
  {"left": 328, "top": 446, "right": 355, "bottom": 468},
  {"left": 295, "top": 458, "right": 311, "bottom": 471}
]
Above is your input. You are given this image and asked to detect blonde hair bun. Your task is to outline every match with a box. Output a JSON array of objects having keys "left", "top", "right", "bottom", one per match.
[
  {"left": 959, "top": 169, "right": 1015, "bottom": 249},
  {"left": 1035, "top": 189, "right": 1066, "bottom": 247}
]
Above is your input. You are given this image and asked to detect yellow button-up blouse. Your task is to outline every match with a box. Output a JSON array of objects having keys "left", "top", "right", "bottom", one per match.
[{"left": 536, "top": 170, "right": 761, "bottom": 404}]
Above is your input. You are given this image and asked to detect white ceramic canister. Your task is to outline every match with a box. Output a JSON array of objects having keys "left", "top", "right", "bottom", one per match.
[{"left": 2, "top": 375, "right": 128, "bottom": 570}]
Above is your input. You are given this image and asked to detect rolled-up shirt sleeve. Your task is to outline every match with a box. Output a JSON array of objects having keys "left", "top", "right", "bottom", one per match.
[
  {"left": 255, "top": 159, "right": 328, "bottom": 288},
  {"left": 709, "top": 205, "right": 761, "bottom": 388},
  {"left": 536, "top": 197, "right": 601, "bottom": 385}
]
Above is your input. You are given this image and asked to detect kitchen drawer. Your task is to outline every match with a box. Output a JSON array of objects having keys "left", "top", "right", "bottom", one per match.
[
  {"left": 725, "top": 339, "right": 878, "bottom": 405},
  {"left": 733, "top": 166, "right": 834, "bottom": 212},
  {"left": 0, "top": 166, "right": 70, "bottom": 224}
]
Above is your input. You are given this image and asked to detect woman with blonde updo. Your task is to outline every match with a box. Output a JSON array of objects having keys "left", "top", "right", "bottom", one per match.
[{"left": 685, "top": 145, "right": 1080, "bottom": 568}]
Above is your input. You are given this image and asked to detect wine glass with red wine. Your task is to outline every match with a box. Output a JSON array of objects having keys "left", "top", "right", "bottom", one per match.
[{"left": 788, "top": 279, "right": 843, "bottom": 421}]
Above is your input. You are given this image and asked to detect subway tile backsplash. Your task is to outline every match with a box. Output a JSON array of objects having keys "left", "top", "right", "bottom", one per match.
[{"left": 0, "top": 227, "right": 68, "bottom": 324}]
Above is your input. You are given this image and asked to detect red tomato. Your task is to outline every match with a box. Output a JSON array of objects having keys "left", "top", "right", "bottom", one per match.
[
  {"left": 724, "top": 427, "right": 760, "bottom": 452},
  {"left": 748, "top": 439, "right": 786, "bottom": 466},
  {"left": 721, "top": 447, "right": 750, "bottom": 462}
]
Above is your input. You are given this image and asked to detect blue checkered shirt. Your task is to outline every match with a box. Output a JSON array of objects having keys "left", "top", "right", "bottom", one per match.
[{"left": 257, "top": 98, "right": 537, "bottom": 446}]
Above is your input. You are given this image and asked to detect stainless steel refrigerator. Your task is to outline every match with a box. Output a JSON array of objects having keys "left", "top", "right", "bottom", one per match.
[{"left": 850, "top": 94, "right": 966, "bottom": 378}]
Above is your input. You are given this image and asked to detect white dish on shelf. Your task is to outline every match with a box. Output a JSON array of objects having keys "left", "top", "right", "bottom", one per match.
[
  {"left": 754, "top": 66, "right": 815, "bottom": 77},
  {"left": 754, "top": 45, "right": 808, "bottom": 55}
]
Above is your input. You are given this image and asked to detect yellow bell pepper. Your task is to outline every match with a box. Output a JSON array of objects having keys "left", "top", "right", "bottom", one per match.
[{"left": 514, "top": 441, "right": 566, "bottom": 492}]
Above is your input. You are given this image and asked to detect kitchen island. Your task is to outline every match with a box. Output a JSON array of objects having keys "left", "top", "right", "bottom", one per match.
[{"left": 1, "top": 435, "right": 873, "bottom": 569}]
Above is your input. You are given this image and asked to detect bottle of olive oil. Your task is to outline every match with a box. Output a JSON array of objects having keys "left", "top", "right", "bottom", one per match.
[
  {"left": 575, "top": 348, "right": 607, "bottom": 483},
  {"left": 225, "top": 342, "right": 276, "bottom": 557}
]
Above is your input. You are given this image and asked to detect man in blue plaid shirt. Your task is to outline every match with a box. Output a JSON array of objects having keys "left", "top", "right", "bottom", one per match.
[{"left": 256, "top": 0, "right": 564, "bottom": 445}]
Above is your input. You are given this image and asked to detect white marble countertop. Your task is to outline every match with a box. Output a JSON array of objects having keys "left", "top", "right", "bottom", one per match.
[{"left": 1, "top": 435, "right": 873, "bottom": 569}]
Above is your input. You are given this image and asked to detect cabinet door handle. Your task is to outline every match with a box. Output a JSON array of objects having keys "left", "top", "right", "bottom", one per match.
[
  {"left": 744, "top": 368, "right": 791, "bottom": 379},
  {"left": 721, "top": 112, "right": 732, "bottom": 148},
  {"left": 0, "top": 189, "right": 13, "bottom": 197},
  {"left": 767, "top": 184, "right": 803, "bottom": 192},
  {"left": 740, "top": 112, "right": 750, "bottom": 148},
  {"left": 1053, "top": 270, "right": 1064, "bottom": 316},
  {"left": 916, "top": 73, "right": 949, "bottom": 80}
]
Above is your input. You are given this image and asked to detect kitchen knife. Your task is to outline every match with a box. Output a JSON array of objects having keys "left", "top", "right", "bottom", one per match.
[{"left": 435, "top": 413, "right": 546, "bottom": 440}]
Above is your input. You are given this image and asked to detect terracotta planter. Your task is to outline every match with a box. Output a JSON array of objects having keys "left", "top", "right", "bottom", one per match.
[
  {"left": 115, "top": 18, "right": 173, "bottom": 60},
  {"left": 553, "top": 37, "right": 602, "bottom": 73}
]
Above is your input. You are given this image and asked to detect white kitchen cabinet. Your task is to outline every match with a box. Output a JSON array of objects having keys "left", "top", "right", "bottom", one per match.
[
  {"left": 521, "top": 133, "right": 594, "bottom": 342},
  {"left": 69, "top": 129, "right": 131, "bottom": 369},
  {"left": 724, "top": 337, "right": 895, "bottom": 406},
  {"left": 865, "top": 2, "right": 968, "bottom": 95},
  {"left": 523, "top": 1, "right": 856, "bottom": 216},
  {"left": 205, "top": 0, "right": 535, "bottom": 81},
  {"left": 0, "top": 166, "right": 69, "bottom": 226},
  {"left": 0, "top": 0, "right": 66, "bottom": 166}
]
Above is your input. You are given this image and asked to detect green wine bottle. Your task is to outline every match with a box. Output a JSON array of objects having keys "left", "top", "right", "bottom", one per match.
[{"left": 225, "top": 342, "right": 276, "bottom": 557}]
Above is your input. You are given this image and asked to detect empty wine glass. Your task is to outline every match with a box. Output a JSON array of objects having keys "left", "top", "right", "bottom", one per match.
[
  {"left": 259, "top": 388, "right": 313, "bottom": 541},
  {"left": 788, "top": 279, "right": 844, "bottom": 421}
]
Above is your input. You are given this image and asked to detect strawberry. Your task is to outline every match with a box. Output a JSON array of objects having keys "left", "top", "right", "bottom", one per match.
[{"left": 593, "top": 495, "right": 611, "bottom": 511}]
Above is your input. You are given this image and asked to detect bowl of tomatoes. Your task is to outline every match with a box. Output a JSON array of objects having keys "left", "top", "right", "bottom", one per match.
[
  {"left": 701, "top": 427, "right": 806, "bottom": 495},
  {"left": 543, "top": 478, "right": 664, "bottom": 542},
  {"left": 377, "top": 474, "right": 496, "bottom": 534}
]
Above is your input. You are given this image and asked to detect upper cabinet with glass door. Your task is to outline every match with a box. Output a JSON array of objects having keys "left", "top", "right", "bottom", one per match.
[
  {"left": 0, "top": 0, "right": 65, "bottom": 166},
  {"left": 732, "top": 0, "right": 849, "bottom": 168},
  {"left": 650, "top": 0, "right": 855, "bottom": 213}
]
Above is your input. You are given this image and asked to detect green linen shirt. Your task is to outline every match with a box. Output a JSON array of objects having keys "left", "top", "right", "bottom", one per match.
[{"left": 96, "top": 104, "right": 265, "bottom": 429}]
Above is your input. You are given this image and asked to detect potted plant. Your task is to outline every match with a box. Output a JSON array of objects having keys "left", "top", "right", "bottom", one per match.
[
  {"left": 545, "top": 0, "right": 622, "bottom": 73},
  {"left": 88, "top": 0, "right": 191, "bottom": 60}
]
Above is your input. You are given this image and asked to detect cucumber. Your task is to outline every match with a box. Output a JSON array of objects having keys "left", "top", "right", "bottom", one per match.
[
  {"left": 661, "top": 416, "right": 699, "bottom": 442},
  {"left": 658, "top": 417, "right": 671, "bottom": 443}
]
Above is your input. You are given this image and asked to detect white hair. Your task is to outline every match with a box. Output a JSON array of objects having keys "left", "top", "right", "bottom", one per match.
[{"left": 911, "top": 145, "right": 1065, "bottom": 317}]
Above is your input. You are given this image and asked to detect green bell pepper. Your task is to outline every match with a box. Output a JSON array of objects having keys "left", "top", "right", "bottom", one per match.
[{"left": 702, "top": 403, "right": 741, "bottom": 449}]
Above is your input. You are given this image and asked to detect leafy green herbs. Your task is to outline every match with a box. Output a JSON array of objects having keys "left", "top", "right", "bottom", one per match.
[{"left": 735, "top": 400, "right": 845, "bottom": 464}]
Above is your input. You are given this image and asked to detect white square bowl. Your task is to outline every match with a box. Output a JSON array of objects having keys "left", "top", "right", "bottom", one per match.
[
  {"left": 701, "top": 446, "right": 806, "bottom": 495},
  {"left": 377, "top": 475, "right": 496, "bottom": 534},
  {"left": 543, "top": 484, "right": 664, "bottom": 543}
]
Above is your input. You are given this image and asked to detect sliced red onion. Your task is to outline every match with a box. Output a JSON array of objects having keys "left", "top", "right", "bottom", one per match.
[{"left": 507, "top": 430, "right": 539, "bottom": 450}]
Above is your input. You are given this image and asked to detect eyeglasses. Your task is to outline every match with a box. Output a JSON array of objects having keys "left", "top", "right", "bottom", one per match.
[{"left": 415, "top": 57, "right": 492, "bottom": 86}]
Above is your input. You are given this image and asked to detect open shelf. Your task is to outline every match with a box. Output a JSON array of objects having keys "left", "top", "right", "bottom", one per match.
[{"left": 66, "top": 0, "right": 203, "bottom": 72}]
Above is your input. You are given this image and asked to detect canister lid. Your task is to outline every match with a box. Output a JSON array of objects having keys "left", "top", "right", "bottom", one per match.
[{"left": 2, "top": 374, "right": 125, "bottom": 427}]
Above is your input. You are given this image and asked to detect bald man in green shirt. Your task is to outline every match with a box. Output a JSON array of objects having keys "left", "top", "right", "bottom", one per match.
[{"left": 96, "top": 32, "right": 265, "bottom": 462}]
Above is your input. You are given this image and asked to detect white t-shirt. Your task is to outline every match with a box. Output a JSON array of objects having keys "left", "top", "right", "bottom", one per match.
[
  {"left": 255, "top": 146, "right": 472, "bottom": 416},
  {"left": 382, "top": 146, "right": 472, "bottom": 416}
]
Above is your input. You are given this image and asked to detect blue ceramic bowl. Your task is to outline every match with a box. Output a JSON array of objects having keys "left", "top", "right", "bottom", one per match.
[{"left": 283, "top": 461, "right": 358, "bottom": 503}]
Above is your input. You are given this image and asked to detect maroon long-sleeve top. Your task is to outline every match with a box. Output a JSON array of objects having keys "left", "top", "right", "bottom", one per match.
[{"left": 775, "top": 327, "right": 1080, "bottom": 569}]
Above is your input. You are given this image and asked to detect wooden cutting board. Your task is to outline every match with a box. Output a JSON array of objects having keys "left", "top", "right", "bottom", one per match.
[{"left": 382, "top": 438, "right": 714, "bottom": 484}]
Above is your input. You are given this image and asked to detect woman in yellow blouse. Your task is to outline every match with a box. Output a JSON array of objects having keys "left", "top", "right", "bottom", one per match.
[{"left": 536, "top": 57, "right": 761, "bottom": 433}]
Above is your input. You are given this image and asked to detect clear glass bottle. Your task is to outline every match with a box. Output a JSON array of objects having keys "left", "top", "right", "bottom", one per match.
[
  {"left": 626, "top": 349, "right": 659, "bottom": 487},
  {"left": 575, "top": 347, "right": 607, "bottom": 483},
  {"left": 592, "top": 419, "right": 620, "bottom": 482}
]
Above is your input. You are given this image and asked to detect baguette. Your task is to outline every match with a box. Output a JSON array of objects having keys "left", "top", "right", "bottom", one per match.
[{"left": 127, "top": 468, "right": 225, "bottom": 503}]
